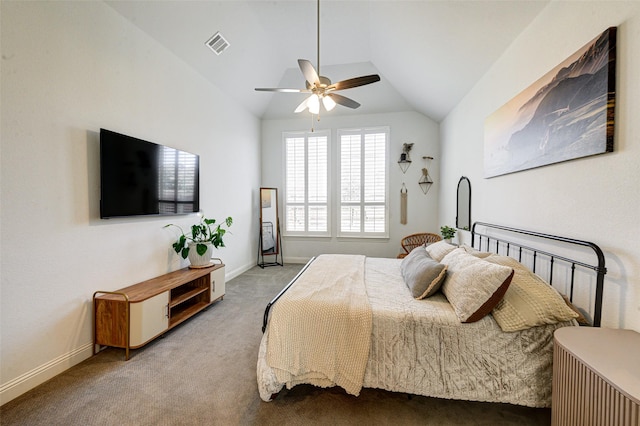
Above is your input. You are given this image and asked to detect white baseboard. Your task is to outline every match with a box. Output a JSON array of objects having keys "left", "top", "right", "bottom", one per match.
[
  {"left": 1, "top": 260, "right": 299, "bottom": 406},
  {"left": 283, "top": 257, "right": 311, "bottom": 264},
  {"left": 226, "top": 258, "right": 309, "bottom": 279},
  {"left": 225, "top": 260, "right": 256, "bottom": 281},
  {"left": 0, "top": 342, "right": 94, "bottom": 406}
]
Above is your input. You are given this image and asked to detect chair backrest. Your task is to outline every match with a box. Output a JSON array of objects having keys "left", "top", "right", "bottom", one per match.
[{"left": 401, "top": 233, "right": 442, "bottom": 254}]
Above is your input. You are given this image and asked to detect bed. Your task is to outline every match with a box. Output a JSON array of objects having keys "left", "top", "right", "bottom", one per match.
[{"left": 257, "top": 222, "right": 606, "bottom": 408}]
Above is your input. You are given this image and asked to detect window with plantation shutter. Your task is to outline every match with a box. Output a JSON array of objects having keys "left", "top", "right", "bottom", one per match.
[
  {"left": 338, "top": 127, "right": 389, "bottom": 238},
  {"left": 283, "top": 131, "right": 330, "bottom": 236}
]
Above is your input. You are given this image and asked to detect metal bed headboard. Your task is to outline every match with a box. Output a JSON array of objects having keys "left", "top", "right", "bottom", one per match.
[{"left": 471, "top": 222, "right": 607, "bottom": 327}]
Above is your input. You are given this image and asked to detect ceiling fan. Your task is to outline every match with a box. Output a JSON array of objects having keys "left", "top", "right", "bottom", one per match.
[{"left": 254, "top": 0, "right": 380, "bottom": 116}]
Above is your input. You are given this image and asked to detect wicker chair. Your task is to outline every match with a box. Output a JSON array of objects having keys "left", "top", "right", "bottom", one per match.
[{"left": 397, "top": 233, "right": 442, "bottom": 258}]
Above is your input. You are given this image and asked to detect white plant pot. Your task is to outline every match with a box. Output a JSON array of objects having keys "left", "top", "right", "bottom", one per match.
[{"left": 187, "top": 242, "right": 213, "bottom": 267}]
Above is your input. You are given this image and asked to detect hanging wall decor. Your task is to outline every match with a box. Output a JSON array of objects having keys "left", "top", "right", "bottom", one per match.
[
  {"left": 484, "top": 27, "right": 616, "bottom": 178},
  {"left": 400, "top": 183, "right": 408, "bottom": 225},
  {"left": 418, "top": 156, "right": 434, "bottom": 195},
  {"left": 398, "top": 143, "right": 413, "bottom": 173}
]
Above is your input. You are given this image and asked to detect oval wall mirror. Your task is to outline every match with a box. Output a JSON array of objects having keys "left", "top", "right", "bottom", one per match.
[{"left": 456, "top": 177, "right": 471, "bottom": 231}]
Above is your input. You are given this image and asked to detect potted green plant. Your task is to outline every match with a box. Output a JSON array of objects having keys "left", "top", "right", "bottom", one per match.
[
  {"left": 440, "top": 225, "right": 456, "bottom": 243},
  {"left": 165, "top": 216, "right": 233, "bottom": 267}
]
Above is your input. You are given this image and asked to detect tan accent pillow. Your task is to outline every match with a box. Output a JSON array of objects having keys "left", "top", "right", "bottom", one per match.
[
  {"left": 440, "top": 248, "right": 514, "bottom": 323},
  {"left": 484, "top": 254, "right": 579, "bottom": 331},
  {"left": 425, "top": 240, "right": 458, "bottom": 262},
  {"left": 401, "top": 247, "right": 448, "bottom": 299}
]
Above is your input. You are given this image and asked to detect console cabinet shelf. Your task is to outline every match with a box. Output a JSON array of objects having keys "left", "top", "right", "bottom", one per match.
[{"left": 94, "top": 263, "right": 225, "bottom": 359}]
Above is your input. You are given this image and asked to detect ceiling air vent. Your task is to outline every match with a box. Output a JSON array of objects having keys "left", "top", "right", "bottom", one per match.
[{"left": 205, "top": 31, "right": 230, "bottom": 55}]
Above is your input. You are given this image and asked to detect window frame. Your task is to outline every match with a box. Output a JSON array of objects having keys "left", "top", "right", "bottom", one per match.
[
  {"left": 282, "top": 130, "right": 331, "bottom": 237},
  {"left": 336, "top": 127, "right": 390, "bottom": 239}
]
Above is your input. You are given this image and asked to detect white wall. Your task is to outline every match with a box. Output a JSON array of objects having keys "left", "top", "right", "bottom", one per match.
[
  {"left": 0, "top": 2, "right": 260, "bottom": 403},
  {"left": 261, "top": 111, "right": 440, "bottom": 261},
  {"left": 440, "top": 1, "right": 640, "bottom": 331}
]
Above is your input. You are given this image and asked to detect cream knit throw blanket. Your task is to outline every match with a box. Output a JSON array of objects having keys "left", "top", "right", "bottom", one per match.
[{"left": 266, "top": 254, "right": 373, "bottom": 396}]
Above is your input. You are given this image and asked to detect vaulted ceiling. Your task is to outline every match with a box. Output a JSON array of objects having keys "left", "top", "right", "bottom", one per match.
[{"left": 106, "top": 1, "right": 549, "bottom": 122}]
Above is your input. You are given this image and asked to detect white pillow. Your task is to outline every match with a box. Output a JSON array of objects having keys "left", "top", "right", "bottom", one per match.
[
  {"left": 425, "top": 240, "right": 458, "bottom": 262},
  {"left": 459, "top": 243, "right": 492, "bottom": 258}
]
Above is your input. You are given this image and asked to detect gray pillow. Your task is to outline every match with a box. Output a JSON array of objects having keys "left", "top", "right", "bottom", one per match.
[{"left": 400, "top": 247, "right": 448, "bottom": 299}]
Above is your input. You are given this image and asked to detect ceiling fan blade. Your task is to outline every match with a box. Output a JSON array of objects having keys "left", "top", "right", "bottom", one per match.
[
  {"left": 254, "top": 88, "right": 310, "bottom": 93},
  {"left": 294, "top": 96, "right": 311, "bottom": 113},
  {"left": 328, "top": 74, "right": 381, "bottom": 91},
  {"left": 298, "top": 59, "right": 320, "bottom": 86},
  {"left": 328, "top": 93, "right": 360, "bottom": 109}
]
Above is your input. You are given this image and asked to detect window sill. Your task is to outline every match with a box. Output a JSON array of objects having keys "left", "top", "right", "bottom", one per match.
[
  {"left": 282, "top": 235, "right": 390, "bottom": 243},
  {"left": 283, "top": 234, "right": 332, "bottom": 241},
  {"left": 336, "top": 236, "right": 390, "bottom": 242}
]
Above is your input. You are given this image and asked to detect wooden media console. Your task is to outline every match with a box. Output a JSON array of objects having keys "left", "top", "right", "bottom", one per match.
[{"left": 93, "top": 262, "right": 225, "bottom": 359}]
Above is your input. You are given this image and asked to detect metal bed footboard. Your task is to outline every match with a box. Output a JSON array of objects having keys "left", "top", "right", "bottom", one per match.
[
  {"left": 262, "top": 256, "right": 316, "bottom": 333},
  {"left": 471, "top": 222, "right": 606, "bottom": 327}
]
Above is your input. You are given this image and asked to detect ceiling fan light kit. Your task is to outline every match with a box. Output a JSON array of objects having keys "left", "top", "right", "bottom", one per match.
[
  {"left": 322, "top": 95, "right": 336, "bottom": 111},
  {"left": 254, "top": 0, "right": 380, "bottom": 118}
]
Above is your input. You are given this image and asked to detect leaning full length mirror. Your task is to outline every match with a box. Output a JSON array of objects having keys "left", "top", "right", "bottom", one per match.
[
  {"left": 456, "top": 177, "right": 471, "bottom": 231},
  {"left": 259, "top": 187, "right": 283, "bottom": 267}
]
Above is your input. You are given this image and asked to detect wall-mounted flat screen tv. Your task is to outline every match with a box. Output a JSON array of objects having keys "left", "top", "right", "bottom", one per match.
[{"left": 100, "top": 129, "right": 200, "bottom": 219}]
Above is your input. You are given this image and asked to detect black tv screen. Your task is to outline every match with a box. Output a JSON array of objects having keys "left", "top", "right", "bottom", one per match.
[{"left": 100, "top": 129, "right": 200, "bottom": 219}]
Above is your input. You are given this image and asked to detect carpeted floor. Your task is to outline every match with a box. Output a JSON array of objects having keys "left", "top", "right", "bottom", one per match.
[{"left": 1, "top": 264, "right": 551, "bottom": 425}]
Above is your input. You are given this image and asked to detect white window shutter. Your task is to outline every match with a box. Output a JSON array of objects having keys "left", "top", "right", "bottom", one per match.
[
  {"left": 338, "top": 128, "right": 389, "bottom": 237},
  {"left": 283, "top": 131, "right": 330, "bottom": 236}
]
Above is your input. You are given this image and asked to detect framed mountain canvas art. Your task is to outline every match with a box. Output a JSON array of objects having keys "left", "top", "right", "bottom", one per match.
[{"left": 484, "top": 27, "right": 616, "bottom": 178}]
